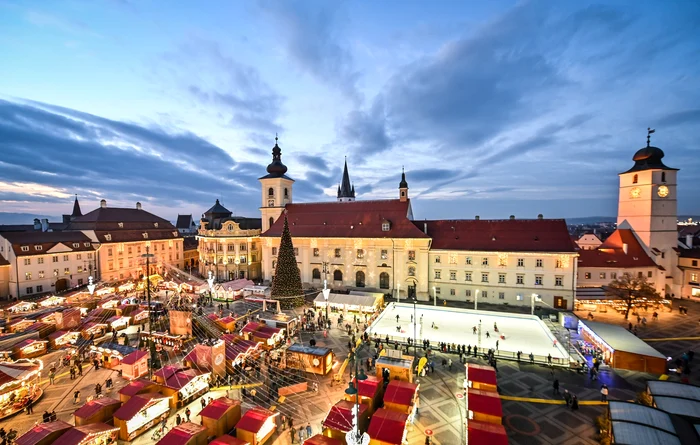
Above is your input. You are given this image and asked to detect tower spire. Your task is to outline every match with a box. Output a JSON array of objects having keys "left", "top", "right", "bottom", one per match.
[
  {"left": 71, "top": 194, "right": 82, "bottom": 218},
  {"left": 338, "top": 157, "right": 355, "bottom": 201}
]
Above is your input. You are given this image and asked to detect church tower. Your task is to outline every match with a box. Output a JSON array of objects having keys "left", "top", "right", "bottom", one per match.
[
  {"left": 399, "top": 167, "right": 409, "bottom": 202},
  {"left": 617, "top": 129, "right": 679, "bottom": 294},
  {"left": 259, "top": 137, "right": 294, "bottom": 232},
  {"left": 337, "top": 157, "right": 355, "bottom": 202}
]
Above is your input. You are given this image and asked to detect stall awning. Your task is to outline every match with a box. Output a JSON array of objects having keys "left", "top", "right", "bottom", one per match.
[
  {"left": 324, "top": 401, "right": 368, "bottom": 432},
  {"left": 52, "top": 423, "right": 119, "bottom": 445},
  {"left": 157, "top": 422, "right": 207, "bottom": 445},
  {"left": 367, "top": 408, "right": 408, "bottom": 444},
  {"left": 114, "top": 393, "right": 169, "bottom": 420},
  {"left": 15, "top": 420, "right": 72, "bottom": 445},
  {"left": 313, "top": 292, "right": 378, "bottom": 308},
  {"left": 384, "top": 380, "right": 418, "bottom": 406},
  {"left": 579, "top": 320, "right": 666, "bottom": 359},
  {"left": 236, "top": 407, "right": 275, "bottom": 432},
  {"left": 468, "top": 420, "right": 508, "bottom": 445},
  {"left": 575, "top": 287, "right": 610, "bottom": 300}
]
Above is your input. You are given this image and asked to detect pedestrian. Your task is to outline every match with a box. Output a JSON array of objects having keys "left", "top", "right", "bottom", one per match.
[
  {"left": 25, "top": 399, "right": 33, "bottom": 414},
  {"left": 425, "top": 435, "right": 432, "bottom": 445},
  {"left": 77, "top": 362, "right": 83, "bottom": 376},
  {"left": 529, "top": 353, "right": 534, "bottom": 364},
  {"left": 571, "top": 395, "right": 579, "bottom": 411},
  {"left": 563, "top": 389, "right": 571, "bottom": 406},
  {"left": 496, "top": 340, "right": 499, "bottom": 350},
  {"left": 73, "top": 390, "right": 80, "bottom": 404},
  {"left": 185, "top": 407, "right": 191, "bottom": 422},
  {"left": 601, "top": 384, "right": 609, "bottom": 402},
  {"left": 290, "top": 427, "right": 297, "bottom": 443},
  {"left": 553, "top": 378, "right": 560, "bottom": 395},
  {"left": 448, "top": 358, "right": 453, "bottom": 370},
  {"left": 396, "top": 315, "right": 400, "bottom": 323},
  {"left": 306, "top": 422, "right": 312, "bottom": 438},
  {"left": 547, "top": 354, "right": 552, "bottom": 365},
  {"left": 486, "top": 331, "right": 490, "bottom": 339},
  {"left": 176, "top": 413, "right": 182, "bottom": 426},
  {"left": 298, "top": 427, "right": 304, "bottom": 442},
  {"left": 517, "top": 351, "right": 521, "bottom": 362},
  {"left": 473, "top": 326, "right": 477, "bottom": 334},
  {"left": 49, "top": 368, "right": 55, "bottom": 385}
]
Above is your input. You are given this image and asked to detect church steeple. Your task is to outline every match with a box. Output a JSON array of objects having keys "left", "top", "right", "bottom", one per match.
[
  {"left": 337, "top": 157, "right": 355, "bottom": 202},
  {"left": 71, "top": 194, "right": 82, "bottom": 218},
  {"left": 399, "top": 167, "right": 408, "bottom": 202}
]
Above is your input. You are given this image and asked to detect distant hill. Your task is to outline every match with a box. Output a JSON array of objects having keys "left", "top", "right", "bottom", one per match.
[{"left": 0, "top": 212, "right": 60, "bottom": 225}]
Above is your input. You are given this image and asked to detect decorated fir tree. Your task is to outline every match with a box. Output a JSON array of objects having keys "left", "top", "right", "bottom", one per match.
[{"left": 271, "top": 214, "right": 305, "bottom": 308}]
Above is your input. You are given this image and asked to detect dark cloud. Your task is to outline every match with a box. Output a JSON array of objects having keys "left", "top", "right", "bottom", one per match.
[
  {"left": 259, "top": 0, "right": 361, "bottom": 103},
  {"left": 339, "top": 97, "right": 391, "bottom": 157},
  {"left": 297, "top": 154, "right": 329, "bottom": 172},
  {"left": 657, "top": 110, "right": 700, "bottom": 128},
  {"left": 408, "top": 168, "right": 460, "bottom": 183}
]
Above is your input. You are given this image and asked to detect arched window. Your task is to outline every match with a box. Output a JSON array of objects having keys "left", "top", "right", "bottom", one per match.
[
  {"left": 333, "top": 270, "right": 343, "bottom": 282},
  {"left": 284, "top": 188, "right": 288, "bottom": 197},
  {"left": 633, "top": 174, "right": 638, "bottom": 184},
  {"left": 408, "top": 266, "right": 416, "bottom": 277},
  {"left": 269, "top": 217, "right": 274, "bottom": 228},
  {"left": 268, "top": 187, "right": 274, "bottom": 197},
  {"left": 272, "top": 260, "right": 276, "bottom": 269},
  {"left": 312, "top": 268, "right": 321, "bottom": 280},
  {"left": 661, "top": 172, "right": 666, "bottom": 182},
  {"left": 356, "top": 271, "right": 365, "bottom": 288},
  {"left": 380, "top": 272, "right": 390, "bottom": 289}
]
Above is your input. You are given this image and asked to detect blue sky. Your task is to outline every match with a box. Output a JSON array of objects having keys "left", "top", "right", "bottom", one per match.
[{"left": 1, "top": 0, "right": 699, "bottom": 221}]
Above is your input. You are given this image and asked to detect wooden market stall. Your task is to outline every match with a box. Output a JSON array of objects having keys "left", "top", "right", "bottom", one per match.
[
  {"left": 0, "top": 359, "right": 42, "bottom": 419},
  {"left": 367, "top": 408, "right": 408, "bottom": 445},
  {"left": 159, "top": 368, "right": 211, "bottom": 409},
  {"left": 285, "top": 344, "right": 334, "bottom": 375},
  {"left": 216, "top": 316, "right": 237, "bottom": 332},
  {"left": 467, "top": 388, "right": 503, "bottom": 425},
  {"left": 38, "top": 295, "right": 66, "bottom": 308},
  {"left": 89, "top": 343, "right": 137, "bottom": 369},
  {"left": 80, "top": 322, "right": 108, "bottom": 339},
  {"left": 464, "top": 364, "right": 498, "bottom": 392},
  {"left": 382, "top": 380, "right": 418, "bottom": 415},
  {"left": 48, "top": 331, "right": 81, "bottom": 349},
  {"left": 209, "top": 436, "right": 250, "bottom": 445},
  {"left": 106, "top": 315, "right": 130, "bottom": 331},
  {"left": 467, "top": 420, "right": 508, "bottom": 445},
  {"left": 117, "top": 379, "right": 161, "bottom": 403},
  {"left": 113, "top": 392, "right": 171, "bottom": 440},
  {"left": 74, "top": 397, "right": 122, "bottom": 426},
  {"left": 55, "top": 308, "right": 82, "bottom": 330},
  {"left": 15, "top": 420, "right": 73, "bottom": 445},
  {"left": 257, "top": 313, "right": 298, "bottom": 336},
  {"left": 121, "top": 350, "right": 149, "bottom": 380},
  {"left": 222, "top": 334, "right": 261, "bottom": 369},
  {"left": 375, "top": 351, "right": 415, "bottom": 383},
  {"left": 129, "top": 309, "right": 149, "bottom": 326},
  {"left": 313, "top": 292, "right": 382, "bottom": 315},
  {"left": 12, "top": 339, "right": 48, "bottom": 359},
  {"left": 200, "top": 397, "right": 242, "bottom": 438},
  {"left": 52, "top": 423, "right": 119, "bottom": 445},
  {"left": 6, "top": 301, "right": 37, "bottom": 313},
  {"left": 157, "top": 422, "right": 208, "bottom": 445},
  {"left": 322, "top": 400, "right": 370, "bottom": 441},
  {"left": 342, "top": 375, "right": 383, "bottom": 414},
  {"left": 235, "top": 407, "right": 279, "bottom": 445},
  {"left": 7, "top": 319, "right": 35, "bottom": 333},
  {"left": 303, "top": 436, "right": 343, "bottom": 445},
  {"left": 25, "top": 322, "right": 56, "bottom": 339},
  {"left": 240, "top": 323, "right": 284, "bottom": 350}
]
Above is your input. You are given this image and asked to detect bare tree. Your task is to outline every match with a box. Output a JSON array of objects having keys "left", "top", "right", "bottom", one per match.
[{"left": 605, "top": 273, "right": 661, "bottom": 320}]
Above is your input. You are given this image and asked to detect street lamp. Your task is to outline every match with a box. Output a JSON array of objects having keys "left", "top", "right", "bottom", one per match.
[
  {"left": 412, "top": 297, "right": 418, "bottom": 359},
  {"left": 475, "top": 289, "right": 480, "bottom": 311},
  {"left": 141, "top": 246, "right": 158, "bottom": 378},
  {"left": 345, "top": 350, "right": 370, "bottom": 445},
  {"left": 322, "top": 279, "right": 331, "bottom": 323},
  {"left": 87, "top": 276, "right": 96, "bottom": 296},
  {"left": 432, "top": 286, "right": 436, "bottom": 306},
  {"left": 531, "top": 293, "right": 541, "bottom": 316}
]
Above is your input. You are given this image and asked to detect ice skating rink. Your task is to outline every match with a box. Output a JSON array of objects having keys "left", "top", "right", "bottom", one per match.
[{"left": 367, "top": 303, "right": 569, "bottom": 360}]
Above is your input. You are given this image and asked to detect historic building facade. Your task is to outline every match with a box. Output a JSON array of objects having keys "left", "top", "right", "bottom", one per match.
[{"left": 197, "top": 200, "right": 262, "bottom": 281}]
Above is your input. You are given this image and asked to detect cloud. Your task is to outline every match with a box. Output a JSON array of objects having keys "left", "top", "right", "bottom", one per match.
[
  {"left": 297, "top": 154, "right": 329, "bottom": 172},
  {"left": 657, "top": 110, "right": 700, "bottom": 128},
  {"left": 339, "top": 97, "right": 391, "bottom": 157},
  {"left": 408, "top": 168, "right": 460, "bottom": 183},
  {"left": 259, "top": 0, "right": 361, "bottom": 103}
]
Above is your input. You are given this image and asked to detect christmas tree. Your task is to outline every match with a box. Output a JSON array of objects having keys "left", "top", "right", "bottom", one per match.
[{"left": 271, "top": 214, "right": 305, "bottom": 308}]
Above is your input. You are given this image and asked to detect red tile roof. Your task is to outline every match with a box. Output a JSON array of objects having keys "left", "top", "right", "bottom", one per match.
[
  {"left": 468, "top": 420, "right": 508, "bottom": 445},
  {"left": 384, "top": 380, "right": 418, "bottom": 406},
  {"left": 118, "top": 379, "right": 156, "bottom": 397},
  {"left": 15, "top": 420, "right": 73, "bottom": 445},
  {"left": 578, "top": 229, "right": 657, "bottom": 268},
  {"left": 468, "top": 388, "right": 503, "bottom": 417},
  {"left": 52, "top": 423, "right": 119, "bottom": 445},
  {"left": 163, "top": 369, "right": 208, "bottom": 390},
  {"left": 261, "top": 200, "right": 428, "bottom": 239},
  {"left": 367, "top": 408, "right": 408, "bottom": 444},
  {"left": 0, "top": 231, "right": 96, "bottom": 257},
  {"left": 323, "top": 400, "right": 368, "bottom": 432},
  {"left": 209, "top": 435, "right": 249, "bottom": 445},
  {"left": 421, "top": 219, "right": 577, "bottom": 252},
  {"left": 236, "top": 407, "right": 275, "bottom": 432},
  {"left": 303, "top": 435, "right": 343, "bottom": 445},
  {"left": 121, "top": 350, "right": 149, "bottom": 365},
  {"left": 157, "top": 422, "right": 206, "bottom": 445},
  {"left": 466, "top": 364, "right": 498, "bottom": 386},
  {"left": 114, "top": 393, "right": 169, "bottom": 420},
  {"left": 73, "top": 397, "right": 121, "bottom": 420},
  {"left": 199, "top": 398, "right": 240, "bottom": 420}
]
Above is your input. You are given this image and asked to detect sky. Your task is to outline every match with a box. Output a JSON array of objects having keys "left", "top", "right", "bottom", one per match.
[{"left": 0, "top": 0, "right": 699, "bottom": 222}]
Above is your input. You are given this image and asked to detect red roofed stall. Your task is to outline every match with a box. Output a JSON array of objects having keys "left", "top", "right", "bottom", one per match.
[
  {"left": 12, "top": 339, "right": 48, "bottom": 359},
  {"left": 303, "top": 435, "right": 343, "bottom": 445},
  {"left": 121, "top": 350, "right": 149, "bottom": 380},
  {"left": 117, "top": 378, "right": 161, "bottom": 403},
  {"left": 464, "top": 363, "right": 498, "bottom": 392},
  {"left": 15, "top": 420, "right": 72, "bottom": 445},
  {"left": 159, "top": 368, "right": 211, "bottom": 409},
  {"left": 200, "top": 397, "right": 242, "bottom": 437},
  {"left": 322, "top": 400, "right": 370, "bottom": 441},
  {"left": 209, "top": 435, "right": 249, "bottom": 445},
  {"left": 240, "top": 323, "right": 284, "bottom": 349},
  {"left": 48, "top": 331, "right": 81, "bottom": 349},
  {"left": 382, "top": 380, "right": 418, "bottom": 415},
  {"left": 468, "top": 420, "right": 509, "bottom": 445},
  {"left": 467, "top": 388, "right": 503, "bottom": 425},
  {"left": 156, "top": 422, "right": 208, "bottom": 445},
  {"left": 52, "top": 423, "right": 119, "bottom": 445},
  {"left": 74, "top": 396, "right": 121, "bottom": 426},
  {"left": 235, "top": 407, "right": 278, "bottom": 445},
  {"left": 367, "top": 408, "right": 408, "bottom": 445},
  {"left": 343, "top": 375, "right": 383, "bottom": 413},
  {"left": 113, "top": 392, "right": 171, "bottom": 440}
]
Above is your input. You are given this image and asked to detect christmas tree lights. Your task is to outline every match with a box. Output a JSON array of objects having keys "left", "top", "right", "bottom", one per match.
[{"left": 271, "top": 215, "right": 305, "bottom": 308}]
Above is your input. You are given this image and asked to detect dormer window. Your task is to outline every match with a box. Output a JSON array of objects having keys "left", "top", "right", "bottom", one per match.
[
  {"left": 72, "top": 243, "right": 80, "bottom": 248},
  {"left": 118, "top": 222, "right": 124, "bottom": 228},
  {"left": 143, "top": 233, "right": 149, "bottom": 239},
  {"left": 154, "top": 222, "right": 159, "bottom": 228},
  {"left": 21, "top": 246, "right": 29, "bottom": 252},
  {"left": 84, "top": 242, "right": 90, "bottom": 247},
  {"left": 105, "top": 234, "right": 112, "bottom": 241},
  {"left": 35, "top": 245, "right": 42, "bottom": 251},
  {"left": 382, "top": 222, "right": 390, "bottom": 232}
]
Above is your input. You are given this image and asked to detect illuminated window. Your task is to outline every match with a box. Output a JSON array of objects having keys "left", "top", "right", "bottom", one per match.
[
  {"left": 38, "top": 271, "right": 44, "bottom": 278},
  {"left": 435, "top": 287, "right": 441, "bottom": 295},
  {"left": 313, "top": 248, "right": 319, "bottom": 257},
  {"left": 21, "top": 246, "right": 29, "bottom": 252},
  {"left": 435, "top": 270, "right": 441, "bottom": 279},
  {"left": 600, "top": 272, "right": 606, "bottom": 279},
  {"left": 25, "top": 272, "right": 31, "bottom": 280},
  {"left": 691, "top": 273, "right": 698, "bottom": 282},
  {"left": 381, "top": 249, "right": 388, "bottom": 260},
  {"left": 356, "top": 249, "right": 364, "bottom": 259},
  {"left": 498, "top": 274, "right": 506, "bottom": 284},
  {"left": 556, "top": 259, "right": 562, "bottom": 268},
  {"left": 611, "top": 272, "right": 617, "bottom": 279},
  {"left": 648, "top": 271, "right": 653, "bottom": 278},
  {"left": 482, "top": 257, "right": 488, "bottom": 266}
]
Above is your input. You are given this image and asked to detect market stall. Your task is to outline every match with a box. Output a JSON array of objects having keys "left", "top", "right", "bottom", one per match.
[
  {"left": 159, "top": 368, "right": 211, "bottom": 409},
  {"left": 375, "top": 351, "right": 415, "bottom": 383},
  {"left": 157, "top": 422, "right": 208, "bottom": 445},
  {"left": 0, "top": 359, "right": 43, "bottom": 419},
  {"left": 382, "top": 380, "right": 419, "bottom": 416},
  {"left": 577, "top": 319, "right": 667, "bottom": 374},
  {"left": 257, "top": 313, "right": 298, "bottom": 336},
  {"left": 55, "top": 308, "right": 82, "bottom": 330},
  {"left": 15, "top": 421, "right": 73, "bottom": 445},
  {"left": 121, "top": 350, "right": 149, "bottom": 380},
  {"left": 106, "top": 316, "right": 130, "bottom": 331},
  {"left": 113, "top": 392, "right": 171, "bottom": 440},
  {"left": 216, "top": 316, "right": 237, "bottom": 332},
  {"left": 117, "top": 379, "right": 161, "bottom": 403},
  {"left": 80, "top": 322, "right": 108, "bottom": 339},
  {"left": 463, "top": 364, "right": 498, "bottom": 392},
  {"left": 303, "top": 436, "right": 343, "bottom": 445},
  {"left": 6, "top": 302, "right": 37, "bottom": 313},
  {"left": 224, "top": 336, "right": 262, "bottom": 370},
  {"left": 89, "top": 343, "right": 136, "bottom": 369},
  {"left": 52, "top": 423, "right": 119, "bottom": 445},
  {"left": 284, "top": 344, "right": 334, "bottom": 376},
  {"left": 12, "top": 339, "right": 48, "bottom": 359},
  {"left": 366, "top": 408, "right": 408, "bottom": 445},
  {"left": 74, "top": 397, "right": 122, "bottom": 426},
  {"left": 467, "top": 420, "right": 508, "bottom": 445},
  {"left": 467, "top": 388, "right": 502, "bottom": 425},
  {"left": 313, "top": 292, "right": 382, "bottom": 315},
  {"left": 140, "top": 331, "right": 187, "bottom": 350},
  {"left": 200, "top": 397, "right": 242, "bottom": 437},
  {"left": 322, "top": 400, "right": 370, "bottom": 441},
  {"left": 235, "top": 407, "right": 279, "bottom": 445},
  {"left": 210, "top": 435, "right": 249, "bottom": 445},
  {"left": 129, "top": 309, "right": 149, "bottom": 325},
  {"left": 26, "top": 322, "right": 56, "bottom": 339},
  {"left": 240, "top": 323, "right": 284, "bottom": 349},
  {"left": 7, "top": 319, "right": 35, "bottom": 333},
  {"left": 38, "top": 296, "right": 66, "bottom": 308},
  {"left": 342, "top": 375, "right": 383, "bottom": 414},
  {"left": 574, "top": 287, "right": 670, "bottom": 314}
]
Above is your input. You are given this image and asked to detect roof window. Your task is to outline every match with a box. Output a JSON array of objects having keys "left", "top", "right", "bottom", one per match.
[
  {"left": 84, "top": 242, "right": 90, "bottom": 247},
  {"left": 72, "top": 243, "right": 80, "bottom": 248},
  {"left": 118, "top": 222, "right": 124, "bottom": 228},
  {"left": 382, "top": 221, "right": 391, "bottom": 232},
  {"left": 21, "top": 246, "right": 29, "bottom": 252},
  {"left": 154, "top": 222, "right": 159, "bottom": 228},
  {"left": 34, "top": 245, "right": 42, "bottom": 251},
  {"left": 105, "top": 234, "right": 112, "bottom": 241},
  {"left": 143, "top": 233, "right": 149, "bottom": 239}
]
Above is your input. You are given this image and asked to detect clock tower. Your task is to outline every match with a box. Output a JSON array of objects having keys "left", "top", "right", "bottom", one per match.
[
  {"left": 259, "top": 137, "right": 294, "bottom": 232},
  {"left": 617, "top": 129, "right": 679, "bottom": 295}
]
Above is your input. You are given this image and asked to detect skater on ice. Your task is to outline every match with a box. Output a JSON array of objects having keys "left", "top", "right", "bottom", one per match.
[
  {"left": 486, "top": 331, "right": 490, "bottom": 338},
  {"left": 396, "top": 314, "right": 400, "bottom": 323},
  {"left": 494, "top": 322, "right": 498, "bottom": 332},
  {"left": 472, "top": 326, "right": 477, "bottom": 334}
]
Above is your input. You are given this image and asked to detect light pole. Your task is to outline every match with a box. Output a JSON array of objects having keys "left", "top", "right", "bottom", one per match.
[
  {"left": 412, "top": 297, "right": 418, "bottom": 358},
  {"left": 322, "top": 279, "right": 331, "bottom": 323},
  {"left": 345, "top": 346, "right": 370, "bottom": 445},
  {"left": 141, "top": 246, "right": 157, "bottom": 378},
  {"left": 207, "top": 270, "right": 215, "bottom": 303},
  {"left": 432, "top": 286, "right": 436, "bottom": 306},
  {"left": 234, "top": 258, "right": 240, "bottom": 280},
  {"left": 531, "top": 293, "right": 541, "bottom": 316},
  {"left": 475, "top": 289, "right": 480, "bottom": 311},
  {"left": 87, "top": 276, "right": 96, "bottom": 296}
]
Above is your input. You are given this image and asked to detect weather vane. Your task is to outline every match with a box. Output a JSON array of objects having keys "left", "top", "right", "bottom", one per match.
[{"left": 647, "top": 127, "right": 655, "bottom": 147}]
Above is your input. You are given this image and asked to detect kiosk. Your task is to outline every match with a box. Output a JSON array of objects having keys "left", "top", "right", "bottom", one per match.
[
  {"left": 200, "top": 397, "right": 242, "bottom": 438},
  {"left": 464, "top": 364, "right": 498, "bottom": 392},
  {"left": 235, "top": 407, "right": 278, "bottom": 445},
  {"left": 210, "top": 436, "right": 249, "bottom": 445},
  {"left": 342, "top": 375, "right": 383, "bottom": 414},
  {"left": 322, "top": 400, "right": 370, "bottom": 441},
  {"left": 13, "top": 339, "right": 48, "bottom": 359},
  {"left": 113, "top": 392, "right": 171, "bottom": 440},
  {"left": 74, "top": 397, "right": 122, "bottom": 426},
  {"left": 121, "top": 350, "right": 149, "bottom": 380},
  {"left": 468, "top": 420, "right": 508, "bottom": 445},
  {"left": 15, "top": 421, "right": 73, "bottom": 445},
  {"left": 157, "top": 422, "right": 208, "bottom": 445},
  {"left": 467, "top": 388, "right": 503, "bottom": 425},
  {"left": 48, "top": 331, "right": 81, "bottom": 349},
  {"left": 382, "top": 380, "right": 418, "bottom": 416},
  {"left": 367, "top": 408, "right": 408, "bottom": 445},
  {"left": 52, "top": 423, "right": 119, "bottom": 445},
  {"left": 117, "top": 379, "right": 161, "bottom": 403},
  {"left": 285, "top": 344, "right": 334, "bottom": 376}
]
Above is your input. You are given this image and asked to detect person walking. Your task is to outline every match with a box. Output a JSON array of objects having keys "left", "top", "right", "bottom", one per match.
[
  {"left": 306, "top": 422, "right": 312, "bottom": 438},
  {"left": 601, "top": 384, "right": 609, "bottom": 402},
  {"left": 49, "top": 367, "right": 56, "bottom": 385},
  {"left": 77, "top": 362, "right": 83, "bottom": 376},
  {"left": 529, "top": 353, "right": 535, "bottom": 364},
  {"left": 553, "top": 378, "right": 560, "bottom": 396},
  {"left": 185, "top": 407, "right": 191, "bottom": 422},
  {"left": 496, "top": 340, "right": 499, "bottom": 350},
  {"left": 73, "top": 390, "right": 80, "bottom": 404},
  {"left": 290, "top": 427, "right": 297, "bottom": 444},
  {"left": 571, "top": 395, "right": 579, "bottom": 411},
  {"left": 563, "top": 389, "right": 571, "bottom": 406},
  {"left": 200, "top": 398, "right": 206, "bottom": 410},
  {"left": 448, "top": 358, "right": 453, "bottom": 371}
]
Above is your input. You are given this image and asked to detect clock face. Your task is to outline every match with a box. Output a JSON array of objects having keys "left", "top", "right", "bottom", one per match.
[
  {"left": 657, "top": 185, "right": 669, "bottom": 198},
  {"left": 629, "top": 187, "right": 641, "bottom": 199},
  {"left": 215, "top": 354, "right": 224, "bottom": 366}
]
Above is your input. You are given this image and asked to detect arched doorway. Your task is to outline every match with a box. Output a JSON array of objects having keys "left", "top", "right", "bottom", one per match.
[
  {"left": 55, "top": 278, "right": 68, "bottom": 292},
  {"left": 406, "top": 278, "right": 417, "bottom": 299},
  {"left": 333, "top": 270, "right": 343, "bottom": 282},
  {"left": 379, "top": 272, "right": 390, "bottom": 289},
  {"left": 355, "top": 271, "right": 365, "bottom": 288}
]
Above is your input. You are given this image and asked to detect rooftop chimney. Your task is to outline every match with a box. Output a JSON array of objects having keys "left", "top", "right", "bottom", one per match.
[
  {"left": 475, "top": 215, "right": 480, "bottom": 220},
  {"left": 510, "top": 215, "right": 515, "bottom": 220},
  {"left": 136, "top": 202, "right": 142, "bottom": 210},
  {"left": 41, "top": 218, "right": 49, "bottom": 232},
  {"left": 686, "top": 234, "right": 693, "bottom": 248},
  {"left": 622, "top": 243, "right": 629, "bottom": 255},
  {"left": 100, "top": 199, "right": 107, "bottom": 208},
  {"left": 33, "top": 219, "right": 41, "bottom": 230},
  {"left": 424, "top": 222, "right": 428, "bottom": 235},
  {"left": 537, "top": 214, "right": 543, "bottom": 220}
]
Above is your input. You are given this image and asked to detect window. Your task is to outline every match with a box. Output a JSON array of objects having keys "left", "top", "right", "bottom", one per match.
[
  {"left": 498, "top": 292, "right": 505, "bottom": 300},
  {"left": 450, "top": 271, "right": 456, "bottom": 280},
  {"left": 692, "top": 260, "right": 698, "bottom": 267},
  {"left": 517, "top": 274, "right": 524, "bottom": 284},
  {"left": 408, "top": 250, "right": 416, "bottom": 261},
  {"left": 633, "top": 174, "right": 638, "bottom": 184},
  {"left": 466, "top": 257, "right": 472, "bottom": 265},
  {"left": 284, "top": 188, "right": 288, "bottom": 197},
  {"left": 108, "top": 248, "right": 113, "bottom": 257},
  {"left": 64, "top": 268, "right": 70, "bottom": 275},
  {"left": 638, "top": 271, "right": 644, "bottom": 278},
  {"left": 600, "top": 272, "right": 606, "bottom": 279},
  {"left": 611, "top": 272, "right": 617, "bottom": 279},
  {"left": 25, "top": 272, "right": 32, "bottom": 280},
  {"left": 481, "top": 273, "right": 488, "bottom": 283},
  {"left": 272, "top": 247, "right": 278, "bottom": 256},
  {"left": 516, "top": 294, "right": 524, "bottom": 301},
  {"left": 36, "top": 285, "right": 43, "bottom": 293},
  {"left": 517, "top": 258, "right": 524, "bottom": 267},
  {"left": 408, "top": 267, "right": 416, "bottom": 277},
  {"left": 128, "top": 260, "right": 133, "bottom": 267},
  {"left": 648, "top": 271, "right": 653, "bottom": 278},
  {"left": 482, "top": 257, "right": 488, "bottom": 266},
  {"left": 251, "top": 242, "right": 256, "bottom": 250},
  {"left": 312, "top": 268, "right": 321, "bottom": 280},
  {"left": 536, "top": 259, "right": 543, "bottom": 267},
  {"left": 105, "top": 234, "right": 112, "bottom": 241},
  {"left": 35, "top": 245, "right": 42, "bottom": 251},
  {"left": 72, "top": 243, "right": 79, "bottom": 248},
  {"left": 691, "top": 273, "right": 698, "bottom": 282},
  {"left": 294, "top": 248, "right": 299, "bottom": 256},
  {"left": 556, "top": 259, "right": 562, "bottom": 268},
  {"left": 382, "top": 222, "right": 390, "bottom": 231},
  {"left": 450, "top": 288, "right": 456, "bottom": 296},
  {"left": 555, "top": 276, "right": 563, "bottom": 286},
  {"left": 269, "top": 217, "right": 274, "bottom": 228},
  {"left": 356, "top": 271, "right": 365, "bottom": 287},
  {"left": 380, "top": 272, "right": 390, "bottom": 289},
  {"left": 435, "top": 287, "right": 441, "bottom": 295},
  {"left": 128, "top": 246, "right": 132, "bottom": 254},
  {"left": 435, "top": 256, "right": 441, "bottom": 264},
  {"left": 227, "top": 244, "right": 234, "bottom": 252},
  {"left": 53, "top": 269, "right": 59, "bottom": 276},
  {"left": 23, "top": 258, "right": 31, "bottom": 266},
  {"left": 240, "top": 255, "right": 247, "bottom": 264},
  {"left": 465, "top": 289, "right": 472, "bottom": 297},
  {"left": 63, "top": 254, "right": 69, "bottom": 262},
  {"left": 21, "top": 246, "right": 29, "bottom": 252},
  {"left": 136, "top": 246, "right": 141, "bottom": 253},
  {"left": 498, "top": 273, "right": 506, "bottom": 284},
  {"left": 84, "top": 242, "right": 90, "bottom": 247},
  {"left": 252, "top": 254, "right": 257, "bottom": 262},
  {"left": 465, "top": 272, "right": 472, "bottom": 281},
  {"left": 76, "top": 254, "right": 81, "bottom": 260},
  {"left": 77, "top": 279, "right": 83, "bottom": 286},
  {"left": 661, "top": 252, "right": 665, "bottom": 259},
  {"left": 26, "top": 287, "right": 33, "bottom": 295},
  {"left": 661, "top": 172, "right": 666, "bottom": 182},
  {"left": 435, "top": 270, "right": 441, "bottom": 279},
  {"left": 449, "top": 254, "right": 457, "bottom": 265},
  {"left": 38, "top": 271, "right": 44, "bottom": 278},
  {"left": 268, "top": 187, "right": 274, "bottom": 197},
  {"left": 335, "top": 248, "right": 341, "bottom": 258},
  {"left": 272, "top": 260, "right": 276, "bottom": 269},
  {"left": 333, "top": 270, "right": 343, "bottom": 281},
  {"left": 77, "top": 266, "right": 83, "bottom": 273},
  {"left": 584, "top": 272, "right": 591, "bottom": 279},
  {"left": 356, "top": 249, "right": 364, "bottom": 259},
  {"left": 240, "top": 244, "right": 247, "bottom": 251},
  {"left": 313, "top": 248, "right": 319, "bottom": 257},
  {"left": 535, "top": 275, "right": 543, "bottom": 285},
  {"left": 381, "top": 249, "right": 388, "bottom": 260}
]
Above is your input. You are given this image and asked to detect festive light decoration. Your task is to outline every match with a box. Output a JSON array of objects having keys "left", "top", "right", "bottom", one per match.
[
  {"left": 498, "top": 253, "right": 508, "bottom": 266},
  {"left": 558, "top": 255, "right": 571, "bottom": 268},
  {"left": 449, "top": 253, "right": 458, "bottom": 264},
  {"left": 270, "top": 216, "right": 305, "bottom": 308}
]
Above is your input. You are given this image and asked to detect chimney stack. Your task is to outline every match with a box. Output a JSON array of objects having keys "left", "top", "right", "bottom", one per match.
[
  {"left": 33, "top": 219, "right": 41, "bottom": 230},
  {"left": 136, "top": 202, "right": 142, "bottom": 210},
  {"left": 423, "top": 222, "right": 428, "bottom": 235},
  {"left": 537, "top": 214, "right": 543, "bottom": 220},
  {"left": 622, "top": 243, "right": 629, "bottom": 255},
  {"left": 41, "top": 218, "right": 49, "bottom": 232},
  {"left": 510, "top": 215, "right": 515, "bottom": 220},
  {"left": 686, "top": 234, "right": 693, "bottom": 248},
  {"left": 475, "top": 215, "right": 480, "bottom": 220},
  {"left": 100, "top": 199, "right": 107, "bottom": 208}
]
